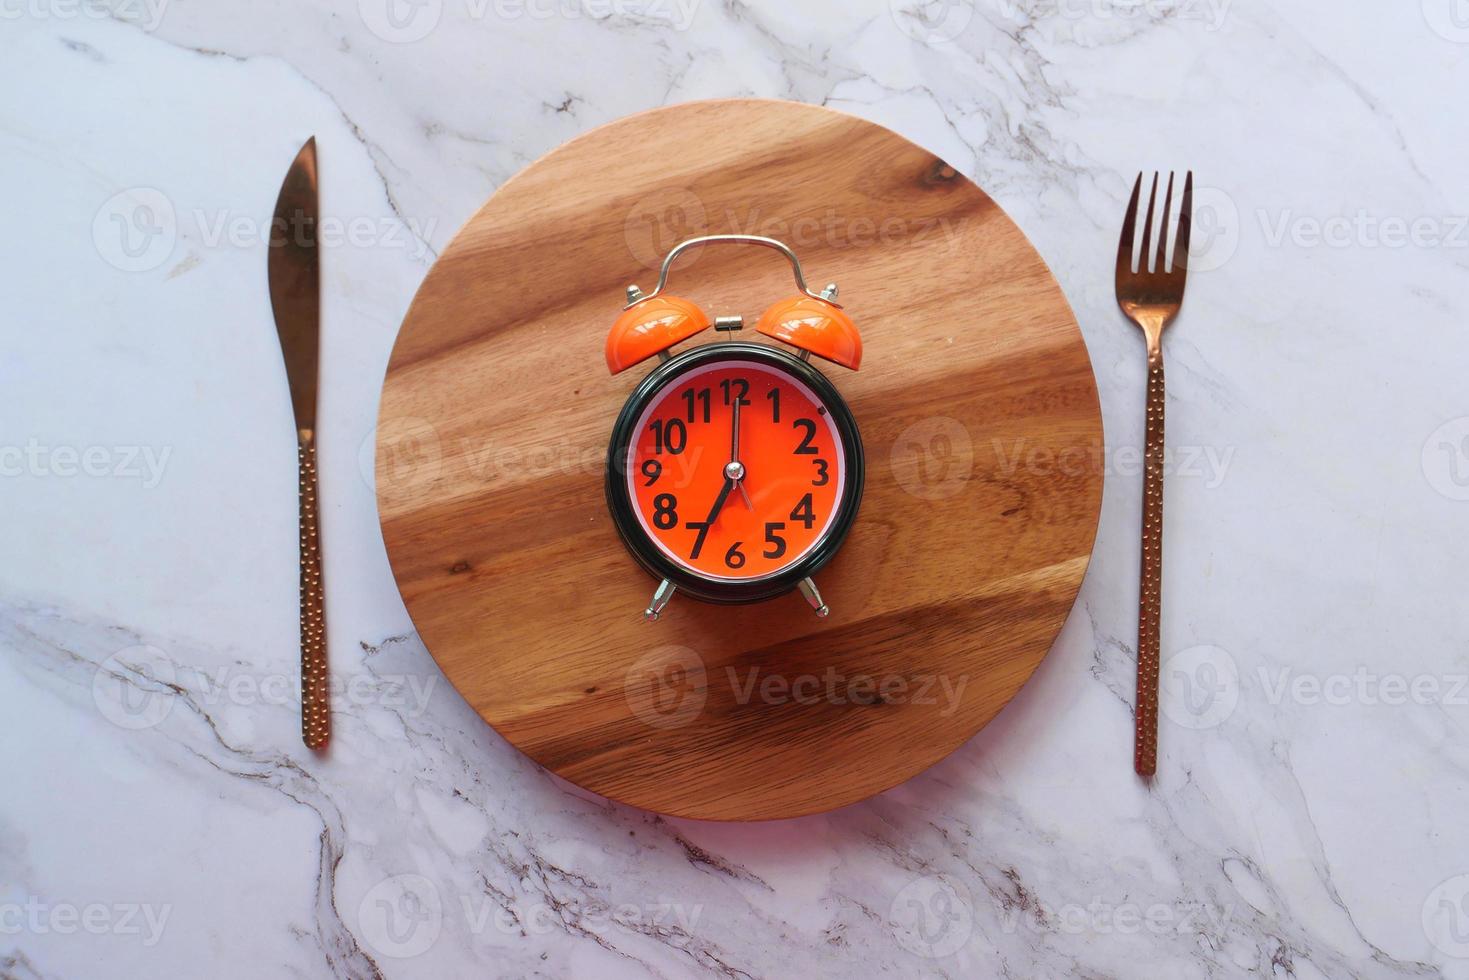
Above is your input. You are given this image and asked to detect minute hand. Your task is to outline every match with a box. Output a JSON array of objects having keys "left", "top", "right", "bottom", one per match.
[
  {"left": 731, "top": 397, "right": 740, "bottom": 463},
  {"left": 730, "top": 396, "right": 754, "bottom": 510}
]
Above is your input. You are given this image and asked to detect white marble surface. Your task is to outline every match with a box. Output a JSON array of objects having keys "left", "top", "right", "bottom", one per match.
[{"left": 4, "top": 1, "right": 1469, "bottom": 976}]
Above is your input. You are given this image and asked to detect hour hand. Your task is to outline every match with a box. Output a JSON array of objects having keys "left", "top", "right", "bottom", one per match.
[{"left": 687, "top": 478, "right": 733, "bottom": 560}]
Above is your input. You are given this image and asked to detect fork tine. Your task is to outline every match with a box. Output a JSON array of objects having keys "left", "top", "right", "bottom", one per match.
[
  {"left": 1172, "top": 171, "right": 1193, "bottom": 274},
  {"left": 1116, "top": 172, "right": 1142, "bottom": 281},
  {"left": 1138, "top": 172, "right": 1158, "bottom": 273},
  {"left": 1155, "top": 172, "right": 1174, "bottom": 273}
]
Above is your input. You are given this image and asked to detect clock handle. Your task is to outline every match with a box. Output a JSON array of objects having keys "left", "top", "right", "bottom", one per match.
[{"left": 641, "top": 234, "right": 838, "bottom": 308}]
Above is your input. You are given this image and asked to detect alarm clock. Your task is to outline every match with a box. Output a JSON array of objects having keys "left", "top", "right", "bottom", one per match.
[{"left": 604, "top": 235, "right": 865, "bottom": 621}]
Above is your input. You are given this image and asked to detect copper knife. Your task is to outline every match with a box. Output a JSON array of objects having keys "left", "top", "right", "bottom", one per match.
[{"left": 268, "top": 137, "right": 329, "bottom": 750}]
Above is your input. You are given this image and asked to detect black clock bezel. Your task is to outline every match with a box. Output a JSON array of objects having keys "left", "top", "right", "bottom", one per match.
[{"left": 605, "top": 341, "right": 865, "bottom": 605}]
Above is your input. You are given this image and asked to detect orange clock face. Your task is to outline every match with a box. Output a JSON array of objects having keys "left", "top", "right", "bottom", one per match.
[{"left": 624, "top": 357, "right": 850, "bottom": 582}]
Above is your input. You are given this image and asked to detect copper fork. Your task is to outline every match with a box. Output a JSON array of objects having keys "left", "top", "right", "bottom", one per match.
[{"left": 1114, "top": 171, "right": 1192, "bottom": 777}]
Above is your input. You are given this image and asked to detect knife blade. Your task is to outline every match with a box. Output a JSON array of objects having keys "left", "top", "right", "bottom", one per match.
[{"left": 268, "top": 136, "right": 329, "bottom": 750}]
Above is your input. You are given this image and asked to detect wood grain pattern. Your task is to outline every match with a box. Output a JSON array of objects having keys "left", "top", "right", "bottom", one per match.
[{"left": 376, "top": 99, "right": 1103, "bottom": 820}]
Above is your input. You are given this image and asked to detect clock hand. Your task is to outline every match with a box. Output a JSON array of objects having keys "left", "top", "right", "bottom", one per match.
[
  {"left": 706, "top": 477, "right": 734, "bottom": 524},
  {"left": 687, "top": 478, "right": 734, "bottom": 561},
  {"left": 730, "top": 396, "right": 741, "bottom": 463},
  {"left": 729, "top": 395, "right": 754, "bottom": 510}
]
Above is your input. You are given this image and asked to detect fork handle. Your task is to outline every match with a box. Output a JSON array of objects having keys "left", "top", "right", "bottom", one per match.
[
  {"left": 298, "top": 430, "right": 330, "bottom": 750},
  {"left": 1135, "top": 346, "right": 1164, "bottom": 776}
]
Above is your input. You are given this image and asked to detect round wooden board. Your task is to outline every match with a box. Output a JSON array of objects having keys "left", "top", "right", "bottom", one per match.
[{"left": 377, "top": 99, "right": 1102, "bottom": 821}]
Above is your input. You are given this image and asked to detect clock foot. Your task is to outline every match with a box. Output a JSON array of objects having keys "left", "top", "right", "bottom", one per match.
[
  {"left": 644, "top": 579, "right": 676, "bottom": 621},
  {"left": 797, "top": 578, "right": 829, "bottom": 618}
]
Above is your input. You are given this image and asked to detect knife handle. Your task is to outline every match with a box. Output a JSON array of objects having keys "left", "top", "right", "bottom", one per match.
[
  {"left": 1135, "top": 346, "right": 1164, "bottom": 776},
  {"left": 298, "top": 430, "right": 330, "bottom": 750}
]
